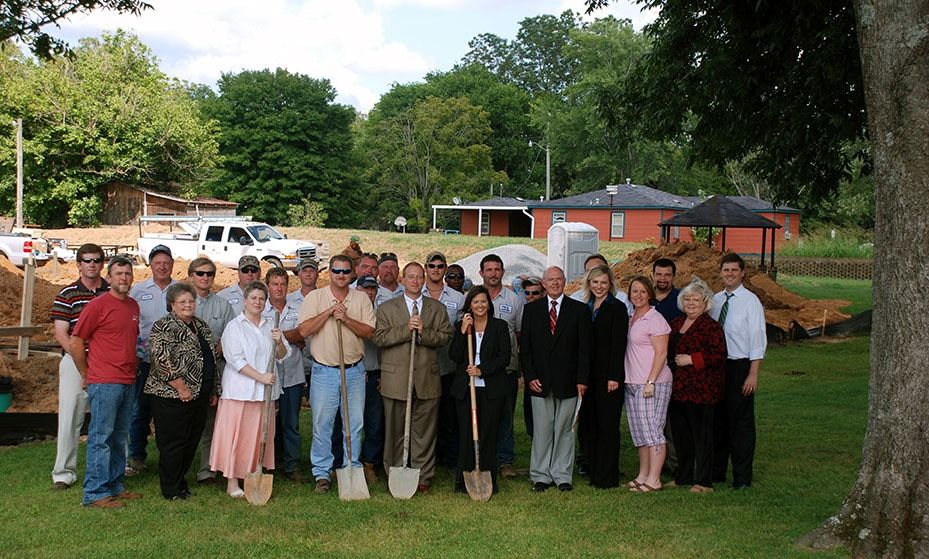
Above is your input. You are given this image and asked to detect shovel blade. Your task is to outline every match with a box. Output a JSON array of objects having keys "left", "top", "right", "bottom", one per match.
[
  {"left": 388, "top": 466, "right": 420, "bottom": 500},
  {"left": 244, "top": 472, "right": 273, "bottom": 506},
  {"left": 463, "top": 469, "right": 493, "bottom": 502},
  {"left": 336, "top": 466, "right": 370, "bottom": 501}
]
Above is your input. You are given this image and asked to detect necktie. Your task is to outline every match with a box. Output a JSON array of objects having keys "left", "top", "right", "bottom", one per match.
[
  {"left": 412, "top": 300, "right": 419, "bottom": 317},
  {"left": 718, "top": 292, "right": 734, "bottom": 326},
  {"left": 550, "top": 299, "right": 558, "bottom": 334}
]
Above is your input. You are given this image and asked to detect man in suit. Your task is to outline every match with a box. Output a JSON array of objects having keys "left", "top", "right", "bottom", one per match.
[
  {"left": 373, "top": 262, "right": 452, "bottom": 493},
  {"left": 521, "top": 266, "right": 592, "bottom": 492}
]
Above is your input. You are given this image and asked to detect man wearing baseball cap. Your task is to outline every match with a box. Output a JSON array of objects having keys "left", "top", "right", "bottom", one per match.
[
  {"left": 375, "top": 253, "right": 403, "bottom": 307},
  {"left": 126, "top": 244, "right": 177, "bottom": 475},
  {"left": 218, "top": 255, "right": 262, "bottom": 315}
]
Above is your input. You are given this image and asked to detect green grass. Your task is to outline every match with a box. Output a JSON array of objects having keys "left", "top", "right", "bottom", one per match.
[
  {"left": 780, "top": 227, "right": 873, "bottom": 258},
  {"left": 778, "top": 275, "right": 873, "bottom": 314},
  {"left": 0, "top": 337, "right": 869, "bottom": 558}
]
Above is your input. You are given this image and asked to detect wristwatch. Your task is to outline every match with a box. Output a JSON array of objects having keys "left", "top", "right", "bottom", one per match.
[{"left": 646, "top": 380, "right": 655, "bottom": 385}]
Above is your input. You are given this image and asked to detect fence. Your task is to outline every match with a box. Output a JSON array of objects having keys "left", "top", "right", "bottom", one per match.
[{"left": 749, "top": 257, "right": 873, "bottom": 280}]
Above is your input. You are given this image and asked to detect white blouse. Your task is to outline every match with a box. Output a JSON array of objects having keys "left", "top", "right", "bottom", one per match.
[{"left": 220, "top": 313, "right": 292, "bottom": 401}]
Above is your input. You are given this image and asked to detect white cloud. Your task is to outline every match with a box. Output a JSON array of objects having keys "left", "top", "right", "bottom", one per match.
[{"left": 559, "top": 0, "right": 659, "bottom": 29}]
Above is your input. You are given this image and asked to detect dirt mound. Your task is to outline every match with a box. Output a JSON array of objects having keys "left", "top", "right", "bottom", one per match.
[
  {"left": 0, "top": 351, "right": 61, "bottom": 412},
  {"left": 0, "top": 258, "right": 69, "bottom": 327},
  {"left": 567, "top": 242, "right": 851, "bottom": 331}
]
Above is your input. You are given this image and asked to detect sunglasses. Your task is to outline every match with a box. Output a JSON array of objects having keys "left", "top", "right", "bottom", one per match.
[
  {"left": 80, "top": 257, "right": 104, "bottom": 264},
  {"left": 445, "top": 273, "right": 463, "bottom": 279},
  {"left": 524, "top": 290, "right": 542, "bottom": 296},
  {"left": 193, "top": 270, "right": 215, "bottom": 277},
  {"left": 330, "top": 268, "right": 352, "bottom": 275},
  {"left": 240, "top": 266, "right": 260, "bottom": 274},
  {"left": 427, "top": 262, "right": 446, "bottom": 269}
]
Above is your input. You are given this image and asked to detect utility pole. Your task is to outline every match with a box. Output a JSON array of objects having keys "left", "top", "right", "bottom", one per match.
[{"left": 15, "top": 118, "right": 23, "bottom": 228}]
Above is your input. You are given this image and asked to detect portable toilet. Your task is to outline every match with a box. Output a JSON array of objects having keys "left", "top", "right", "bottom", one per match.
[{"left": 547, "top": 222, "right": 600, "bottom": 281}]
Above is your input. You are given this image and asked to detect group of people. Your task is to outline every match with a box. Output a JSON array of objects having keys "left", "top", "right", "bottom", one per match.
[{"left": 49, "top": 239, "right": 765, "bottom": 508}]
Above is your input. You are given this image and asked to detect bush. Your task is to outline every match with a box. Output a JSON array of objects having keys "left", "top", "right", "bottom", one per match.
[
  {"left": 780, "top": 226, "right": 873, "bottom": 258},
  {"left": 286, "top": 198, "right": 328, "bottom": 227}
]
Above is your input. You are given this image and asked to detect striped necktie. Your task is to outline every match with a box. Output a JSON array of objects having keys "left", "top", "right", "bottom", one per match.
[
  {"left": 550, "top": 299, "right": 558, "bottom": 334},
  {"left": 718, "top": 292, "right": 734, "bottom": 326}
]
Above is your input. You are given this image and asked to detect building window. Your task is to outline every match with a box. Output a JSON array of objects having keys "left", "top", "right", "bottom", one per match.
[
  {"left": 611, "top": 211, "right": 625, "bottom": 238},
  {"left": 552, "top": 211, "right": 566, "bottom": 224},
  {"left": 784, "top": 214, "right": 791, "bottom": 239},
  {"left": 672, "top": 226, "right": 680, "bottom": 240},
  {"left": 480, "top": 211, "right": 490, "bottom": 236}
]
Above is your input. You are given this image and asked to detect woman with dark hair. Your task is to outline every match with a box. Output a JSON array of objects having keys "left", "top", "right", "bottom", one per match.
[
  {"left": 448, "top": 285, "right": 512, "bottom": 494},
  {"left": 579, "top": 265, "right": 628, "bottom": 488},
  {"left": 210, "top": 281, "right": 290, "bottom": 499},
  {"left": 146, "top": 282, "right": 219, "bottom": 500}
]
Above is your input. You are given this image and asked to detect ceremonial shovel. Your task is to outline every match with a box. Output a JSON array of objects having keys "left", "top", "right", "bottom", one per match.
[
  {"left": 463, "top": 326, "right": 492, "bottom": 502},
  {"left": 245, "top": 310, "right": 279, "bottom": 506},
  {"left": 335, "top": 318, "right": 370, "bottom": 500},
  {"left": 388, "top": 328, "right": 420, "bottom": 499}
]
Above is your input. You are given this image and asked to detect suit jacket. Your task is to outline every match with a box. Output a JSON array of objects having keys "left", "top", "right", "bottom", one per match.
[
  {"left": 448, "top": 317, "right": 512, "bottom": 401},
  {"left": 520, "top": 295, "right": 592, "bottom": 399},
  {"left": 374, "top": 295, "right": 452, "bottom": 400},
  {"left": 590, "top": 296, "right": 628, "bottom": 382}
]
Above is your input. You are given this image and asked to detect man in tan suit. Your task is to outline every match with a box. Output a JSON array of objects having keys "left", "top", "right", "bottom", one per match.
[{"left": 373, "top": 262, "right": 452, "bottom": 492}]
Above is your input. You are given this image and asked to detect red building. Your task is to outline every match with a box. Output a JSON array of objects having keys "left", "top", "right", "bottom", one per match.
[{"left": 432, "top": 184, "right": 801, "bottom": 254}]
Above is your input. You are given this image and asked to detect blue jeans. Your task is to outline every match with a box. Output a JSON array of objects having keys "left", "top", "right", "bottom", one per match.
[
  {"left": 334, "top": 370, "right": 386, "bottom": 467},
  {"left": 275, "top": 383, "right": 304, "bottom": 473},
  {"left": 496, "top": 372, "right": 518, "bottom": 465},
  {"left": 128, "top": 362, "right": 152, "bottom": 462},
  {"left": 310, "top": 361, "right": 365, "bottom": 481},
  {"left": 83, "top": 383, "right": 134, "bottom": 505}
]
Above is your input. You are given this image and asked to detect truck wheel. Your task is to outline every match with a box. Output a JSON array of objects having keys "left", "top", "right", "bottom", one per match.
[{"left": 264, "top": 257, "right": 283, "bottom": 269}]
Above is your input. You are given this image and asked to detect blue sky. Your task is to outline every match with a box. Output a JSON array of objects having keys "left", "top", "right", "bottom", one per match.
[{"left": 55, "top": 0, "right": 656, "bottom": 112}]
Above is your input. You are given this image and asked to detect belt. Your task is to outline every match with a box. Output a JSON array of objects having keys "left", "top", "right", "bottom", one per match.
[{"left": 317, "top": 359, "right": 363, "bottom": 369}]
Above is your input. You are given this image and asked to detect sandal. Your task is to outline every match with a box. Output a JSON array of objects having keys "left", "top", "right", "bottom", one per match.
[
  {"left": 626, "top": 479, "right": 642, "bottom": 489},
  {"left": 630, "top": 483, "right": 661, "bottom": 493},
  {"left": 228, "top": 488, "right": 245, "bottom": 499}
]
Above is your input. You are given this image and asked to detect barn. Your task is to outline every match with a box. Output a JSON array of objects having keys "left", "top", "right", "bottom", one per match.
[{"left": 101, "top": 181, "right": 239, "bottom": 225}]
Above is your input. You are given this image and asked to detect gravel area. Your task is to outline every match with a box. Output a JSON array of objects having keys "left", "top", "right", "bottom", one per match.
[{"left": 453, "top": 244, "right": 547, "bottom": 288}]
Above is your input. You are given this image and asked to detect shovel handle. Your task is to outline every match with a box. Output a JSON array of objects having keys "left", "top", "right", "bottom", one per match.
[
  {"left": 401, "top": 329, "right": 416, "bottom": 467},
  {"left": 255, "top": 310, "right": 280, "bottom": 476},
  {"left": 337, "top": 318, "right": 354, "bottom": 465},
  {"left": 467, "top": 326, "right": 479, "bottom": 443}
]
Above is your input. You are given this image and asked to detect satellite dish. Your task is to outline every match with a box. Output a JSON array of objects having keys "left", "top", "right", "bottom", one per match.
[{"left": 453, "top": 197, "right": 462, "bottom": 205}]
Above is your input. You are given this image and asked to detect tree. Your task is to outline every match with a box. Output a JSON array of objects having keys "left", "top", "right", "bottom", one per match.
[
  {"left": 0, "top": 32, "right": 218, "bottom": 226},
  {"left": 203, "top": 68, "right": 359, "bottom": 226},
  {"left": 587, "top": 0, "right": 927, "bottom": 555},
  {"left": 0, "top": 0, "right": 150, "bottom": 58}
]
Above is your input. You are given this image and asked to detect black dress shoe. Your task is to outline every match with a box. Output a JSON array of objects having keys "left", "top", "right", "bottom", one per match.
[
  {"left": 558, "top": 483, "right": 573, "bottom": 492},
  {"left": 577, "top": 463, "right": 589, "bottom": 477},
  {"left": 532, "top": 482, "right": 551, "bottom": 492}
]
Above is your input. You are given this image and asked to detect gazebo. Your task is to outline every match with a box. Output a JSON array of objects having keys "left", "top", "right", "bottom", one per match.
[{"left": 659, "top": 195, "right": 782, "bottom": 271}]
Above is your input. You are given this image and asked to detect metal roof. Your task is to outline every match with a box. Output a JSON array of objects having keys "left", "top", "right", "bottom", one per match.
[
  {"left": 529, "top": 184, "right": 692, "bottom": 210},
  {"left": 659, "top": 195, "right": 781, "bottom": 228}
]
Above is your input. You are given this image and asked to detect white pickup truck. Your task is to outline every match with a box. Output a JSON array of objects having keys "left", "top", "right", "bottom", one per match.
[
  {"left": 137, "top": 218, "right": 317, "bottom": 270},
  {"left": 0, "top": 230, "right": 52, "bottom": 267}
]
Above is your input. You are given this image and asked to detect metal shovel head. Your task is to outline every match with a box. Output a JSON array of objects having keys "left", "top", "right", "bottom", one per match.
[
  {"left": 388, "top": 466, "right": 420, "bottom": 500},
  {"left": 244, "top": 472, "right": 273, "bottom": 506},
  {"left": 463, "top": 469, "right": 493, "bottom": 502},
  {"left": 336, "top": 465, "right": 370, "bottom": 501}
]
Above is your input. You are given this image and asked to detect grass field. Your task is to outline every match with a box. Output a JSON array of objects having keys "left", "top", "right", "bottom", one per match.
[
  {"left": 777, "top": 275, "right": 873, "bottom": 315},
  {"left": 0, "top": 336, "right": 869, "bottom": 558}
]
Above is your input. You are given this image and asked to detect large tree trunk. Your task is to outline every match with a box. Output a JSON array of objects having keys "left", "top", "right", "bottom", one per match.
[{"left": 800, "top": 0, "right": 929, "bottom": 556}]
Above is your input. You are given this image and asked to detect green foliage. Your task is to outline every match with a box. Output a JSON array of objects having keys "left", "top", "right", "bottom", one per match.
[
  {"left": 286, "top": 197, "right": 328, "bottom": 227},
  {"left": 777, "top": 275, "right": 872, "bottom": 314},
  {"left": 0, "top": 32, "right": 219, "bottom": 226},
  {"left": 779, "top": 226, "right": 873, "bottom": 258},
  {"left": 202, "top": 68, "right": 359, "bottom": 226}
]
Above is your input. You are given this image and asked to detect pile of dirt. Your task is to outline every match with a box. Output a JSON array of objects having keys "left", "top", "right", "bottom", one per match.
[
  {"left": 567, "top": 242, "right": 851, "bottom": 331},
  {"left": 0, "top": 258, "right": 68, "bottom": 328},
  {"left": 0, "top": 352, "right": 61, "bottom": 412}
]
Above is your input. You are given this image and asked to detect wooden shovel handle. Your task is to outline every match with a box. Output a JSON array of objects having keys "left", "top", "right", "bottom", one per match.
[{"left": 467, "top": 326, "right": 479, "bottom": 443}]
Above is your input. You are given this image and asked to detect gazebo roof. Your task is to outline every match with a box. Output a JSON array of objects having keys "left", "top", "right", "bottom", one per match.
[{"left": 660, "top": 195, "right": 781, "bottom": 229}]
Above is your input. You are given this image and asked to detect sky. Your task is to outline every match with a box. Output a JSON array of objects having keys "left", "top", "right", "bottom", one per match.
[{"left": 54, "top": 0, "right": 658, "bottom": 113}]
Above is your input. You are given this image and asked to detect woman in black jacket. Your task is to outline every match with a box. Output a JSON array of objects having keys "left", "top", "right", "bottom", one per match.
[{"left": 449, "top": 285, "right": 512, "bottom": 494}]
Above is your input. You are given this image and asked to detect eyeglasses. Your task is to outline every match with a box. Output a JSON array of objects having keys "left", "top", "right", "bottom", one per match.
[
  {"left": 427, "top": 263, "right": 446, "bottom": 269},
  {"left": 79, "top": 257, "right": 104, "bottom": 264},
  {"left": 524, "top": 290, "right": 542, "bottom": 296},
  {"left": 240, "top": 266, "right": 260, "bottom": 274},
  {"left": 445, "top": 273, "right": 463, "bottom": 279},
  {"left": 330, "top": 268, "right": 352, "bottom": 275},
  {"left": 193, "top": 270, "right": 215, "bottom": 277}
]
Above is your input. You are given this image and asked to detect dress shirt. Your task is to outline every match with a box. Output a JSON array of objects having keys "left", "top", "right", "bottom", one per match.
[
  {"left": 710, "top": 284, "right": 767, "bottom": 361},
  {"left": 195, "top": 292, "right": 236, "bottom": 344},
  {"left": 264, "top": 299, "right": 305, "bottom": 388},
  {"left": 423, "top": 283, "right": 464, "bottom": 376},
  {"left": 375, "top": 283, "right": 404, "bottom": 308},
  {"left": 286, "top": 288, "right": 315, "bottom": 371},
  {"left": 217, "top": 283, "right": 245, "bottom": 315},
  {"left": 298, "top": 286, "right": 376, "bottom": 366},
  {"left": 490, "top": 286, "right": 523, "bottom": 372},
  {"left": 219, "top": 313, "right": 291, "bottom": 401},
  {"left": 129, "top": 278, "right": 176, "bottom": 362}
]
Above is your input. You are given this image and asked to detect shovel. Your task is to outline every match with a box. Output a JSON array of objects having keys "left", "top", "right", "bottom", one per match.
[
  {"left": 389, "top": 329, "right": 420, "bottom": 499},
  {"left": 463, "top": 326, "right": 493, "bottom": 502},
  {"left": 335, "top": 319, "right": 370, "bottom": 501},
  {"left": 245, "top": 310, "right": 279, "bottom": 506}
]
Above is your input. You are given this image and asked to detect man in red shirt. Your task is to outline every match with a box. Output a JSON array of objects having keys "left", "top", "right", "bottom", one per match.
[{"left": 71, "top": 256, "right": 142, "bottom": 508}]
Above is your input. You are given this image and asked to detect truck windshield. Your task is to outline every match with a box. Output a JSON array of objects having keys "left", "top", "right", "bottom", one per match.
[{"left": 247, "top": 225, "right": 284, "bottom": 243}]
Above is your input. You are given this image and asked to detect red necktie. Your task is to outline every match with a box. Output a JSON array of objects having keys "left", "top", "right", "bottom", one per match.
[{"left": 550, "top": 299, "right": 558, "bottom": 334}]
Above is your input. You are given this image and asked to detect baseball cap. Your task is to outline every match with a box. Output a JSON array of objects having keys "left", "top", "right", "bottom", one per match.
[
  {"left": 350, "top": 235, "right": 360, "bottom": 243},
  {"left": 148, "top": 244, "right": 172, "bottom": 261},
  {"left": 425, "top": 251, "right": 446, "bottom": 264},
  {"left": 356, "top": 275, "right": 378, "bottom": 289},
  {"left": 295, "top": 257, "right": 319, "bottom": 272},
  {"left": 378, "top": 252, "right": 398, "bottom": 264},
  {"left": 238, "top": 255, "right": 260, "bottom": 269}
]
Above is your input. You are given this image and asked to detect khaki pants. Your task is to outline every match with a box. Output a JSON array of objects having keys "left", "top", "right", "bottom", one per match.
[{"left": 51, "top": 354, "right": 88, "bottom": 485}]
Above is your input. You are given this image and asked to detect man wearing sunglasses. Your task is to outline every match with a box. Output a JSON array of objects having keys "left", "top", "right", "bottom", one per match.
[
  {"left": 218, "top": 255, "right": 263, "bottom": 315},
  {"left": 422, "top": 251, "right": 465, "bottom": 471},
  {"left": 444, "top": 264, "right": 466, "bottom": 294},
  {"left": 297, "top": 255, "right": 376, "bottom": 494},
  {"left": 187, "top": 257, "right": 235, "bottom": 485},
  {"left": 127, "top": 245, "right": 177, "bottom": 475},
  {"left": 50, "top": 244, "right": 110, "bottom": 490}
]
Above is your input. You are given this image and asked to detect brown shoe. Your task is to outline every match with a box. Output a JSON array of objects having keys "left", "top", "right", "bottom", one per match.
[
  {"left": 416, "top": 483, "right": 430, "bottom": 494},
  {"left": 284, "top": 470, "right": 307, "bottom": 484},
  {"left": 87, "top": 496, "right": 124, "bottom": 509},
  {"left": 52, "top": 481, "right": 71, "bottom": 490},
  {"left": 115, "top": 490, "right": 143, "bottom": 500},
  {"left": 363, "top": 463, "right": 378, "bottom": 485},
  {"left": 691, "top": 484, "right": 715, "bottom": 493},
  {"left": 314, "top": 478, "right": 331, "bottom": 494},
  {"left": 499, "top": 464, "right": 517, "bottom": 478}
]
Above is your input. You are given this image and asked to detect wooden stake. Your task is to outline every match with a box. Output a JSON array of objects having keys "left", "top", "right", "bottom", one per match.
[
  {"left": 821, "top": 309, "right": 828, "bottom": 336},
  {"left": 18, "top": 257, "right": 34, "bottom": 360}
]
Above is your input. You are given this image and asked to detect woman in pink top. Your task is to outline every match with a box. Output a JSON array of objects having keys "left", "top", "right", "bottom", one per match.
[{"left": 624, "top": 275, "right": 672, "bottom": 493}]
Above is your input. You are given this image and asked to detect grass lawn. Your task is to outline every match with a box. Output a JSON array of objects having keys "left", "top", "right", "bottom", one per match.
[
  {"left": 0, "top": 336, "right": 868, "bottom": 558},
  {"left": 777, "top": 275, "right": 873, "bottom": 315}
]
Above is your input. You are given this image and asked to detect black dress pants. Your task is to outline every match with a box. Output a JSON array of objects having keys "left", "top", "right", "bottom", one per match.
[
  {"left": 436, "top": 373, "right": 460, "bottom": 468},
  {"left": 582, "top": 378, "right": 624, "bottom": 488},
  {"left": 454, "top": 387, "right": 504, "bottom": 492},
  {"left": 150, "top": 393, "right": 209, "bottom": 499},
  {"left": 668, "top": 400, "right": 714, "bottom": 487},
  {"left": 713, "top": 359, "right": 756, "bottom": 487}
]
